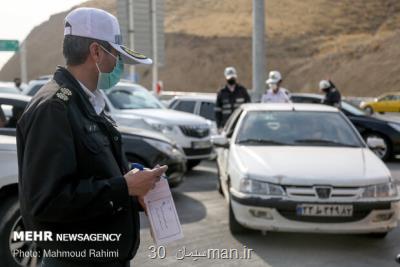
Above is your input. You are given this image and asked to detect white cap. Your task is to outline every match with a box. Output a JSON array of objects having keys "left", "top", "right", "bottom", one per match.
[
  {"left": 319, "top": 80, "right": 331, "bottom": 90},
  {"left": 266, "top": 70, "right": 282, "bottom": 84},
  {"left": 64, "top": 7, "right": 152, "bottom": 65},
  {"left": 224, "top": 67, "right": 237, "bottom": 79}
]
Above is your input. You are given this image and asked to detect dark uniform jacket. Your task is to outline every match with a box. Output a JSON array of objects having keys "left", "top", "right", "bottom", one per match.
[
  {"left": 16, "top": 67, "right": 141, "bottom": 265},
  {"left": 322, "top": 88, "right": 342, "bottom": 107},
  {"left": 215, "top": 84, "right": 251, "bottom": 128}
]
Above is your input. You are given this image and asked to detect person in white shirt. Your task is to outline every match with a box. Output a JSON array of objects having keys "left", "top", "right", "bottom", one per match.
[{"left": 261, "top": 70, "right": 291, "bottom": 103}]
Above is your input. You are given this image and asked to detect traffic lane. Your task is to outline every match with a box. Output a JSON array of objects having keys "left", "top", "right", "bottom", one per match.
[{"left": 132, "top": 160, "right": 400, "bottom": 267}]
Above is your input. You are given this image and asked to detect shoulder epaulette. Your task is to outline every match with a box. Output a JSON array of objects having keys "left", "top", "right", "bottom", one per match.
[{"left": 55, "top": 87, "right": 72, "bottom": 102}]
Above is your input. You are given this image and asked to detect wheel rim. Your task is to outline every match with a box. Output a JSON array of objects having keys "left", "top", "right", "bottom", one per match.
[
  {"left": 365, "top": 107, "right": 373, "bottom": 115},
  {"left": 9, "top": 216, "right": 41, "bottom": 267},
  {"left": 366, "top": 135, "right": 387, "bottom": 159}
]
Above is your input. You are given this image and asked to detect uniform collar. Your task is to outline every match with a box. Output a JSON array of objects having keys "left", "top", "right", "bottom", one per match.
[{"left": 77, "top": 81, "right": 105, "bottom": 115}]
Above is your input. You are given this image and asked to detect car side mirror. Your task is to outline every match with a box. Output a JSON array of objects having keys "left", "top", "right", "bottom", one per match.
[
  {"left": 366, "top": 136, "right": 385, "bottom": 151},
  {"left": 211, "top": 135, "right": 229, "bottom": 148}
]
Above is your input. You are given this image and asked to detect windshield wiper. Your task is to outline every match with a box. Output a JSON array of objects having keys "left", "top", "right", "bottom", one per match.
[
  {"left": 294, "top": 139, "right": 359, "bottom": 147},
  {"left": 237, "top": 138, "right": 288, "bottom": 145}
]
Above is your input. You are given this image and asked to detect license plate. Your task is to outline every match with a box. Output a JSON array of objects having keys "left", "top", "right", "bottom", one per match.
[
  {"left": 192, "top": 141, "right": 211, "bottom": 149},
  {"left": 296, "top": 204, "right": 353, "bottom": 217}
]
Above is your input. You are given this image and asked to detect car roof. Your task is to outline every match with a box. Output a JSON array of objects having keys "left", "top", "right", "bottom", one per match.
[
  {"left": 290, "top": 93, "right": 323, "bottom": 99},
  {"left": 0, "top": 93, "right": 31, "bottom": 102},
  {"left": 240, "top": 103, "right": 339, "bottom": 112},
  {"left": 171, "top": 94, "right": 216, "bottom": 101}
]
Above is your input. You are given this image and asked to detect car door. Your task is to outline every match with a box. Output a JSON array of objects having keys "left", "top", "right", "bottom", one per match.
[
  {"left": 199, "top": 101, "right": 216, "bottom": 122},
  {"left": 375, "top": 95, "right": 394, "bottom": 112},
  {"left": 393, "top": 95, "right": 400, "bottom": 112}
]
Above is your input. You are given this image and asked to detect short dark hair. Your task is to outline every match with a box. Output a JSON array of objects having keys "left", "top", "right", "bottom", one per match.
[{"left": 62, "top": 35, "right": 112, "bottom": 66}]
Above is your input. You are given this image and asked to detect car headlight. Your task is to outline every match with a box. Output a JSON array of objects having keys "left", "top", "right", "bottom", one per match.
[
  {"left": 144, "top": 138, "right": 175, "bottom": 155},
  {"left": 239, "top": 178, "right": 285, "bottom": 196},
  {"left": 145, "top": 119, "right": 176, "bottom": 134},
  {"left": 388, "top": 122, "right": 400, "bottom": 132},
  {"left": 361, "top": 182, "right": 399, "bottom": 199}
]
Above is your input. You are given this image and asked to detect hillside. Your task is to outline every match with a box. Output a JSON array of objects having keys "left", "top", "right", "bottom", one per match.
[{"left": 1, "top": 0, "right": 400, "bottom": 96}]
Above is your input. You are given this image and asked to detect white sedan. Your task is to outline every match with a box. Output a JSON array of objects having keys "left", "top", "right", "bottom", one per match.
[{"left": 213, "top": 103, "right": 400, "bottom": 237}]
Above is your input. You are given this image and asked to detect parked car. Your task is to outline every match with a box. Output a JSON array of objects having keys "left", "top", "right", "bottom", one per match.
[
  {"left": 0, "top": 93, "right": 186, "bottom": 187},
  {"left": 290, "top": 93, "right": 400, "bottom": 161},
  {"left": 0, "top": 82, "right": 22, "bottom": 95},
  {"left": 168, "top": 94, "right": 218, "bottom": 135},
  {"left": 22, "top": 77, "right": 49, "bottom": 96},
  {"left": 213, "top": 103, "right": 399, "bottom": 236},
  {"left": 359, "top": 92, "right": 400, "bottom": 115},
  {"left": 101, "top": 82, "right": 214, "bottom": 170}
]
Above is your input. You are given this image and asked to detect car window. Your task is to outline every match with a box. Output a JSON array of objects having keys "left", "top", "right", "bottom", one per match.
[
  {"left": 106, "top": 87, "right": 164, "bottom": 109},
  {"left": 174, "top": 100, "right": 196, "bottom": 113},
  {"left": 27, "top": 84, "right": 44, "bottom": 96},
  {"left": 236, "top": 111, "right": 363, "bottom": 147},
  {"left": 379, "top": 95, "right": 394, "bottom": 101},
  {"left": 290, "top": 96, "right": 321, "bottom": 104},
  {"left": 199, "top": 102, "right": 216, "bottom": 121},
  {"left": 340, "top": 101, "right": 366, "bottom": 116}
]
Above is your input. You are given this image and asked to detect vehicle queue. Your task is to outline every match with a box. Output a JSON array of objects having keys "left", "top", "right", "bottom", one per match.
[{"left": 0, "top": 66, "right": 400, "bottom": 266}]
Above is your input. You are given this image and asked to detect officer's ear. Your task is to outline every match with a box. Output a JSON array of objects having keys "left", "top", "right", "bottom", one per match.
[{"left": 88, "top": 42, "right": 103, "bottom": 64}]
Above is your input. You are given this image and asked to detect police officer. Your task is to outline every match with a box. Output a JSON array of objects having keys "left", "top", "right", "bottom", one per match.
[
  {"left": 320, "top": 79, "right": 341, "bottom": 107},
  {"left": 261, "top": 70, "right": 290, "bottom": 103},
  {"left": 215, "top": 67, "right": 251, "bottom": 129},
  {"left": 16, "top": 8, "right": 167, "bottom": 267}
]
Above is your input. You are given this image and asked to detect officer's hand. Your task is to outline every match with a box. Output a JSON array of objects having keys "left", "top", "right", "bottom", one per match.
[{"left": 124, "top": 165, "right": 168, "bottom": 197}]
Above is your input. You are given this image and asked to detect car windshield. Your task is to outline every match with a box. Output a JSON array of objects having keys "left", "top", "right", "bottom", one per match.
[
  {"left": 341, "top": 101, "right": 366, "bottom": 116},
  {"left": 236, "top": 111, "right": 363, "bottom": 147},
  {"left": 106, "top": 85, "right": 165, "bottom": 109}
]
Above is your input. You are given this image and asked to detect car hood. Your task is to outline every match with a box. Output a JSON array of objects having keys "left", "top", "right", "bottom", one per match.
[
  {"left": 0, "top": 135, "right": 16, "bottom": 151},
  {"left": 117, "top": 126, "right": 173, "bottom": 144},
  {"left": 116, "top": 109, "right": 208, "bottom": 125},
  {"left": 232, "top": 146, "right": 391, "bottom": 186}
]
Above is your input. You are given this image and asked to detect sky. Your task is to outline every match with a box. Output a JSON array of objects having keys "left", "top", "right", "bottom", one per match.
[{"left": 0, "top": 0, "right": 87, "bottom": 70}]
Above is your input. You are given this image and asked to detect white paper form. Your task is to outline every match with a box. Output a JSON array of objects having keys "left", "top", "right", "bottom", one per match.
[{"left": 144, "top": 178, "right": 184, "bottom": 245}]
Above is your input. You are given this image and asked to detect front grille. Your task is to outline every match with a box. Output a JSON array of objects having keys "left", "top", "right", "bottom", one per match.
[
  {"left": 183, "top": 147, "right": 213, "bottom": 156},
  {"left": 179, "top": 125, "right": 210, "bottom": 138},
  {"left": 285, "top": 185, "right": 363, "bottom": 201}
]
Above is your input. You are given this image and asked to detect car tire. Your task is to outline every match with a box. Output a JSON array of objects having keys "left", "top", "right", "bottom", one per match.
[
  {"left": 229, "top": 196, "right": 247, "bottom": 234},
  {"left": 364, "top": 133, "right": 392, "bottom": 161},
  {"left": 0, "top": 196, "right": 40, "bottom": 267},
  {"left": 216, "top": 164, "right": 224, "bottom": 195},
  {"left": 367, "top": 232, "right": 388, "bottom": 238},
  {"left": 186, "top": 160, "right": 201, "bottom": 170},
  {"left": 364, "top": 106, "right": 374, "bottom": 115}
]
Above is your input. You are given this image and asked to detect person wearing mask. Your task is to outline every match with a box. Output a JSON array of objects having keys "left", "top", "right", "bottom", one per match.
[
  {"left": 16, "top": 7, "right": 167, "bottom": 267},
  {"left": 215, "top": 66, "right": 251, "bottom": 129},
  {"left": 261, "top": 70, "right": 290, "bottom": 103},
  {"left": 14, "top": 77, "right": 22, "bottom": 92},
  {"left": 320, "top": 79, "right": 341, "bottom": 107}
]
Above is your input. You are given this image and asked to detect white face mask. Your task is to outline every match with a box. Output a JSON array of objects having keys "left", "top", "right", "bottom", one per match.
[{"left": 270, "top": 84, "right": 278, "bottom": 90}]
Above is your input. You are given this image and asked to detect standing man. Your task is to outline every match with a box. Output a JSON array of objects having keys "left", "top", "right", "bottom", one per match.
[
  {"left": 320, "top": 79, "right": 342, "bottom": 107},
  {"left": 14, "top": 77, "right": 22, "bottom": 92},
  {"left": 261, "top": 70, "right": 290, "bottom": 103},
  {"left": 215, "top": 67, "right": 251, "bottom": 130},
  {"left": 16, "top": 8, "right": 167, "bottom": 267}
]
